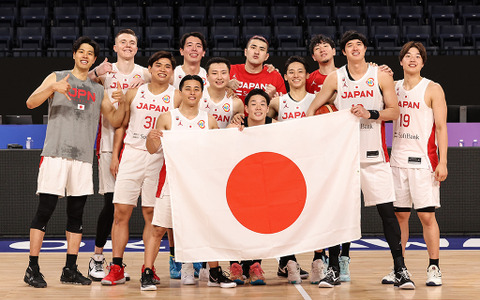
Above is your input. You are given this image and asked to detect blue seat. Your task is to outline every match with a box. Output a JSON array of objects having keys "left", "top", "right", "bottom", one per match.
[
  {"left": 85, "top": 6, "right": 112, "bottom": 27},
  {"left": 0, "top": 7, "right": 15, "bottom": 27},
  {"left": 274, "top": 25, "right": 304, "bottom": 48},
  {"left": 304, "top": 5, "right": 331, "bottom": 26},
  {"left": 241, "top": 6, "right": 269, "bottom": 26},
  {"left": 373, "top": 25, "right": 401, "bottom": 48},
  {"left": 20, "top": 7, "right": 48, "bottom": 27},
  {"left": 179, "top": 26, "right": 209, "bottom": 42},
  {"left": 404, "top": 25, "right": 432, "bottom": 46},
  {"left": 16, "top": 27, "right": 44, "bottom": 49},
  {"left": 145, "top": 26, "right": 174, "bottom": 50},
  {"left": 307, "top": 25, "right": 337, "bottom": 42},
  {"left": 50, "top": 26, "right": 79, "bottom": 49},
  {"left": 365, "top": 6, "right": 392, "bottom": 27},
  {"left": 209, "top": 6, "right": 238, "bottom": 26},
  {"left": 146, "top": 6, "right": 173, "bottom": 26},
  {"left": 396, "top": 5, "right": 424, "bottom": 27},
  {"left": 271, "top": 6, "right": 299, "bottom": 26},
  {"left": 53, "top": 6, "right": 81, "bottom": 27},
  {"left": 243, "top": 26, "right": 272, "bottom": 44},
  {"left": 179, "top": 6, "right": 206, "bottom": 26},
  {"left": 211, "top": 26, "right": 240, "bottom": 49},
  {"left": 334, "top": 6, "right": 363, "bottom": 26},
  {"left": 437, "top": 25, "right": 464, "bottom": 48},
  {"left": 428, "top": 5, "right": 456, "bottom": 28},
  {"left": 82, "top": 26, "right": 111, "bottom": 49},
  {"left": 460, "top": 5, "right": 480, "bottom": 26},
  {"left": 115, "top": 6, "right": 143, "bottom": 27}
]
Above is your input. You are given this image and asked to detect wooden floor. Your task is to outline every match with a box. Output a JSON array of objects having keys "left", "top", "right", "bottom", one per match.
[{"left": 2, "top": 250, "right": 479, "bottom": 299}]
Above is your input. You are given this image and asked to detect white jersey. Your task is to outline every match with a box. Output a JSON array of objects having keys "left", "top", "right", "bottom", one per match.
[
  {"left": 173, "top": 65, "right": 209, "bottom": 90},
  {"left": 98, "top": 63, "right": 147, "bottom": 152},
  {"left": 277, "top": 92, "right": 316, "bottom": 121},
  {"left": 199, "top": 88, "right": 234, "bottom": 128},
  {"left": 334, "top": 65, "right": 387, "bottom": 163},
  {"left": 124, "top": 84, "right": 176, "bottom": 150},
  {"left": 391, "top": 78, "right": 437, "bottom": 171}
]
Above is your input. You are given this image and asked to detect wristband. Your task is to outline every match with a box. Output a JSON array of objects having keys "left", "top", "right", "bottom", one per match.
[
  {"left": 368, "top": 110, "right": 379, "bottom": 120},
  {"left": 94, "top": 68, "right": 99, "bottom": 78}
]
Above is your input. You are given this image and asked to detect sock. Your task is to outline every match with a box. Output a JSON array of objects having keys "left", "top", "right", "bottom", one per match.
[
  {"left": 429, "top": 258, "right": 439, "bottom": 268},
  {"left": 209, "top": 266, "right": 221, "bottom": 278},
  {"left": 328, "top": 245, "right": 340, "bottom": 270},
  {"left": 112, "top": 257, "right": 123, "bottom": 267},
  {"left": 66, "top": 254, "right": 78, "bottom": 269},
  {"left": 93, "top": 253, "right": 104, "bottom": 261},
  {"left": 170, "top": 246, "right": 175, "bottom": 257},
  {"left": 341, "top": 243, "right": 351, "bottom": 257},
  {"left": 202, "top": 262, "right": 207, "bottom": 268},
  {"left": 393, "top": 256, "right": 405, "bottom": 272},
  {"left": 29, "top": 256, "right": 39, "bottom": 267},
  {"left": 313, "top": 251, "right": 324, "bottom": 261}
]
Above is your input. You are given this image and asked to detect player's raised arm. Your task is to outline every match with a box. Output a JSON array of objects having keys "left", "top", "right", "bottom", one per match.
[
  {"left": 306, "top": 72, "right": 338, "bottom": 116},
  {"left": 26, "top": 73, "right": 71, "bottom": 109}
]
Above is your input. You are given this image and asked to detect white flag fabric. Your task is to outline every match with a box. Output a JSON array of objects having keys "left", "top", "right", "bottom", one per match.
[{"left": 162, "top": 110, "right": 361, "bottom": 262}]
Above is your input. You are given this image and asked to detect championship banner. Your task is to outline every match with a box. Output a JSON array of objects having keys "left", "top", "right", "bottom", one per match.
[{"left": 162, "top": 110, "right": 361, "bottom": 262}]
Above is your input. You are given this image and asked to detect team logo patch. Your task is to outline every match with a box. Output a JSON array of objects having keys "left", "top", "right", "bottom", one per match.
[
  {"left": 163, "top": 95, "right": 171, "bottom": 103},
  {"left": 366, "top": 78, "right": 374, "bottom": 87},
  {"left": 222, "top": 103, "right": 231, "bottom": 112},
  {"left": 198, "top": 120, "right": 206, "bottom": 129},
  {"left": 202, "top": 77, "right": 207, "bottom": 85},
  {"left": 133, "top": 74, "right": 141, "bottom": 79},
  {"left": 77, "top": 104, "right": 85, "bottom": 110}
]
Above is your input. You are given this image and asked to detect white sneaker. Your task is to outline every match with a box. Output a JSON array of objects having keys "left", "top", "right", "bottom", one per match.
[
  {"left": 286, "top": 260, "right": 302, "bottom": 284},
  {"left": 426, "top": 265, "right": 442, "bottom": 286},
  {"left": 88, "top": 254, "right": 105, "bottom": 281},
  {"left": 310, "top": 259, "right": 326, "bottom": 284},
  {"left": 382, "top": 268, "right": 395, "bottom": 284},
  {"left": 181, "top": 263, "right": 195, "bottom": 285},
  {"left": 199, "top": 265, "right": 210, "bottom": 282}
]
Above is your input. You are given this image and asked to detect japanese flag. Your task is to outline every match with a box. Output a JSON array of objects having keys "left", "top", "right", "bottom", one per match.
[{"left": 162, "top": 110, "right": 361, "bottom": 262}]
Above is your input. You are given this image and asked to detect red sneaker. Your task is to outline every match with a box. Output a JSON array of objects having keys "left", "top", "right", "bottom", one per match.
[
  {"left": 142, "top": 264, "right": 160, "bottom": 285},
  {"left": 101, "top": 263, "right": 126, "bottom": 286}
]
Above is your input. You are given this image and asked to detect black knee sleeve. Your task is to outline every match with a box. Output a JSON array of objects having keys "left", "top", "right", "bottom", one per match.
[
  {"left": 377, "top": 202, "right": 402, "bottom": 258},
  {"left": 30, "top": 194, "right": 59, "bottom": 232},
  {"left": 95, "top": 193, "right": 115, "bottom": 248},
  {"left": 66, "top": 195, "right": 87, "bottom": 233}
]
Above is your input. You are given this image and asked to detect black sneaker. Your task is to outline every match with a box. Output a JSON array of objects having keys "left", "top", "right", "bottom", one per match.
[
  {"left": 318, "top": 267, "right": 341, "bottom": 288},
  {"left": 394, "top": 267, "right": 415, "bottom": 290},
  {"left": 207, "top": 266, "right": 237, "bottom": 288},
  {"left": 141, "top": 268, "right": 157, "bottom": 291},
  {"left": 60, "top": 265, "right": 92, "bottom": 285},
  {"left": 278, "top": 264, "right": 309, "bottom": 279},
  {"left": 24, "top": 265, "right": 47, "bottom": 288}
]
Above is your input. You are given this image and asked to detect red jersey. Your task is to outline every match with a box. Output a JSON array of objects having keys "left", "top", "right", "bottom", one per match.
[
  {"left": 230, "top": 64, "right": 287, "bottom": 102},
  {"left": 306, "top": 69, "right": 328, "bottom": 93}
]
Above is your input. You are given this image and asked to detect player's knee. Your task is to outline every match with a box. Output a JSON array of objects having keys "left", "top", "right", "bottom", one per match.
[
  {"left": 66, "top": 218, "right": 83, "bottom": 233},
  {"left": 30, "top": 194, "right": 58, "bottom": 232},
  {"left": 66, "top": 196, "right": 87, "bottom": 233}
]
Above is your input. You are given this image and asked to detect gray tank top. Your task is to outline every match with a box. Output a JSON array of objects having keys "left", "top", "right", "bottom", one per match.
[{"left": 41, "top": 71, "right": 104, "bottom": 164}]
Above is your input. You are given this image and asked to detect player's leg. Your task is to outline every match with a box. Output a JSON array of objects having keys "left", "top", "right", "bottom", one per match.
[
  {"left": 142, "top": 224, "right": 167, "bottom": 291},
  {"left": 339, "top": 243, "right": 351, "bottom": 282},
  {"left": 394, "top": 209, "right": 411, "bottom": 254},
  {"left": 418, "top": 208, "right": 442, "bottom": 286},
  {"left": 207, "top": 261, "right": 236, "bottom": 288}
]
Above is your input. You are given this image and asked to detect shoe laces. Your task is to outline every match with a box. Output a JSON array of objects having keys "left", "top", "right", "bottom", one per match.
[
  {"left": 428, "top": 266, "right": 441, "bottom": 278},
  {"left": 250, "top": 263, "right": 265, "bottom": 277},
  {"left": 397, "top": 268, "right": 411, "bottom": 280},
  {"left": 230, "top": 263, "right": 243, "bottom": 276},
  {"left": 94, "top": 259, "right": 105, "bottom": 272},
  {"left": 324, "top": 267, "right": 336, "bottom": 279}
]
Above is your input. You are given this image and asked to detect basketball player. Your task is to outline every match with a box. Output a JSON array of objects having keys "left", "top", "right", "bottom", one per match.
[
  {"left": 172, "top": 32, "right": 208, "bottom": 90},
  {"left": 307, "top": 31, "right": 415, "bottom": 289},
  {"left": 227, "top": 89, "right": 277, "bottom": 286},
  {"left": 23, "top": 36, "right": 128, "bottom": 288},
  {"left": 85, "top": 28, "right": 150, "bottom": 282},
  {"left": 229, "top": 35, "right": 287, "bottom": 102},
  {"left": 141, "top": 75, "right": 236, "bottom": 290},
  {"left": 384, "top": 41, "right": 447, "bottom": 287},
  {"left": 101, "top": 51, "right": 179, "bottom": 286}
]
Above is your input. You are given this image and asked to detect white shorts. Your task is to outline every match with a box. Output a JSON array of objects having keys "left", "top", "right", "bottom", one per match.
[
  {"left": 360, "top": 162, "right": 396, "bottom": 207},
  {"left": 392, "top": 167, "right": 440, "bottom": 209},
  {"left": 113, "top": 145, "right": 164, "bottom": 207},
  {"left": 151, "top": 194, "right": 173, "bottom": 228},
  {"left": 98, "top": 152, "right": 115, "bottom": 195},
  {"left": 37, "top": 156, "right": 93, "bottom": 197}
]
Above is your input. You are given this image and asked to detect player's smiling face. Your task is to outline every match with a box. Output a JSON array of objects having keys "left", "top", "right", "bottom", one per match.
[
  {"left": 148, "top": 58, "right": 173, "bottom": 83},
  {"left": 114, "top": 33, "right": 138, "bottom": 60},
  {"left": 312, "top": 42, "right": 335, "bottom": 64},
  {"left": 284, "top": 62, "right": 307, "bottom": 89},
  {"left": 343, "top": 39, "right": 366, "bottom": 61},
  {"left": 181, "top": 79, "right": 203, "bottom": 105},
  {"left": 73, "top": 43, "right": 96, "bottom": 70},
  {"left": 180, "top": 36, "right": 205, "bottom": 64},
  {"left": 245, "top": 95, "right": 269, "bottom": 121},
  {"left": 207, "top": 63, "right": 230, "bottom": 89},
  {"left": 400, "top": 47, "right": 424, "bottom": 74}
]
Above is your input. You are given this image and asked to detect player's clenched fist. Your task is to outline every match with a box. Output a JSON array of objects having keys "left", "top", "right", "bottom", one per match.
[
  {"left": 52, "top": 73, "right": 72, "bottom": 100},
  {"left": 147, "top": 128, "right": 163, "bottom": 140}
]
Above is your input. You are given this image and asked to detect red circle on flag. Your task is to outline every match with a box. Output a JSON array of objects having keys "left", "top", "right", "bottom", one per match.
[{"left": 226, "top": 152, "right": 307, "bottom": 234}]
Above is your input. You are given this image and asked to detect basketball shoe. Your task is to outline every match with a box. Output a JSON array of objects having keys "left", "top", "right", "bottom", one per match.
[
  {"left": 286, "top": 260, "right": 302, "bottom": 284},
  {"left": 169, "top": 255, "right": 182, "bottom": 279},
  {"left": 207, "top": 266, "right": 237, "bottom": 288},
  {"left": 310, "top": 259, "right": 326, "bottom": 284},
  {"left": 229, "top": 262, "right": 245, "bottom": 285},
  {"left": 278, "top": 262, "right": 309, "bottom": 279},
  {"left": 88, "top": 254, "right": 106, "bottom": 281},
  {"left": 339, "top": 256, "right": 351, "bottom": 282},
  {"left": 60, "top": 265, "right": 92, "bottom": 285},
  {"left": 141, "top": 264, "right": 160, "bottom": 284},
  {"left": 181, "top": 263, "right": 195, "bottom": 285},
  {"left": 249, "top": 262, "right": 266, "bottom": 285},
  {"left": 24, "top": 265, "right": 47, "bottom": 288},
  {"left": 101, "top": 263, "right": 126, "bottom": 285},
  {"left": 199, "top": 264, "right": 210, "bottom": 282},
  {"left": 426, "top": 265, "right": 442, "bottom": 286},
  {"left": 394, "top": 267, "right": 415, "bottom": 289},
  {"left": 318, "top": 266, "right": 341, "bottom": 288},
  {"left": 382, "top": 268, "right": 395, "bottom": 284},
  {"left": 140, "top": 268, "right": 157, "bottom": 291}
]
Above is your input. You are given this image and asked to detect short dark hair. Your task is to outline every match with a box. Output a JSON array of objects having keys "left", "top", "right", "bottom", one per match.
[
  {"left": 309, "top": 34, "right": 335, "bottom": 55},
  {"left": 284, "top": 56, "right": 308, "bottom": 72},
  {"left": 148, "top": 51, "right": 176, "bottom": 69},
  {"left": 340, "top": 30, "right": 368, "bottom": 51},
  {"left": 244, "top": 88, "right": 270, "bottom": 106},
  {"left": 246, "top": 35, "right": 269, "bottom": 50},
  {"left": 399, "top": 41, "right": 427, "bottom": 64},
  {"left": 205, "top": 57, "right": 231, "bottom": 73},
  {"left": 115, "top": 28, "right": 138, "bottom": 43},
  {"left": 179, "top": 74, "right": 204, "bottom": 92},
  {"left": 73, "top": 36, "right": 99, "bottom": 57},
  {"left": 179, "top": 32, "right": 207, "bottom": 51}
]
